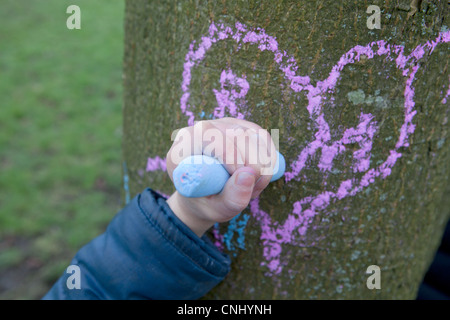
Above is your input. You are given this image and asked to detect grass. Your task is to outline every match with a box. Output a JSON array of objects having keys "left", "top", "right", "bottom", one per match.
[{"left": 0, "top": 0, "right": 125, "bottom": 299}]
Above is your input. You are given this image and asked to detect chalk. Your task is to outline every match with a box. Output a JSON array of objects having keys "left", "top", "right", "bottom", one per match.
[
  {"left": 173, "top": 155, "right": 230, "bottom": 198},
  {"left": 173, "top": 151, "right": 286, "bottom": 198},
  {"left": 271, "top": 151, "right": 286, "bottom": 182}
]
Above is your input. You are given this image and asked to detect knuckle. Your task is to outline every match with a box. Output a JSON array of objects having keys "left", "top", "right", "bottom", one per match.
[{"left": 224, "top": 197, "right": 248, "bottom": 213}]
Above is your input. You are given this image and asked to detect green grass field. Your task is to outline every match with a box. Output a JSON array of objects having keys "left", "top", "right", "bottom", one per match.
[{"left": 0, "top": 0, "right": 125, "bottom": 299}]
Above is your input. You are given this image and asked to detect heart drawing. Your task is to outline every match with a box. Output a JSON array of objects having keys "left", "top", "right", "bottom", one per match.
[{"left": 145, "top": 21, "right": 450, "bottom": 275}]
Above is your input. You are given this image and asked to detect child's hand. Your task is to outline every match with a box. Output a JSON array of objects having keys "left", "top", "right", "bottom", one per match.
[{"left": 166, "top": 117, "right": 278, "bottom": 237}]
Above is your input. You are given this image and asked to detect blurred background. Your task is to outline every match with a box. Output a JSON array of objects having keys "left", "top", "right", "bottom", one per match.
[{"left": 0, "top": 0, "right": 125, "bottom": 298}]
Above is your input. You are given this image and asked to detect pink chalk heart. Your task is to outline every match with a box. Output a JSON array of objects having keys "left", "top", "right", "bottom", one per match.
[{"left": 151, "top": 21, "right": 450, "bottom": 274}]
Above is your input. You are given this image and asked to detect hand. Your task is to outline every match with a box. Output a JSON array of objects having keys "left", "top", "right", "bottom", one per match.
[{"left": 166, "top": 117, "right": 278, "bottom": 237}]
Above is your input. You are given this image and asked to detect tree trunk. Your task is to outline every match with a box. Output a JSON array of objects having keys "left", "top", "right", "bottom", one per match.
[{"left": 122, "top": 0, "right": 450, "bottom": 299}]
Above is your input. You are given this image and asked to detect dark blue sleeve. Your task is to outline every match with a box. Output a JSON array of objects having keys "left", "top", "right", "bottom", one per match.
[
  {"left": 417, "top": 219, "right": 450, "bottom": 300},
  {"left": 42, "top": 188, "right": 231, "bottom": 300}
]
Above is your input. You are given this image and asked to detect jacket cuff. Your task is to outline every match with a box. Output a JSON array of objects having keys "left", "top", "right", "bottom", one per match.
[{"left": 139, "top": 188, "right": 231, "bottom": 279}]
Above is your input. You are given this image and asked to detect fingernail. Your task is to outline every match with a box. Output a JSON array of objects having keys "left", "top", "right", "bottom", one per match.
[{"left": 236, "top": 172, "right": 255, "bottom": 187}]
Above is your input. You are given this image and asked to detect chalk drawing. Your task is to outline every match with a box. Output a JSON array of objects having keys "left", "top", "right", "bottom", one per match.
[
  {"left": 122, "top": 161, "right": 130, "bottom": 204},
  {"left": 145, "top": 21, "right": 450, "bottom": 275}
]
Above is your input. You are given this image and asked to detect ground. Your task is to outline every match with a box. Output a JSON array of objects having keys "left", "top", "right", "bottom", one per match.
[{"left": 0, "top": 0, "right": 125, "bottom": 299}]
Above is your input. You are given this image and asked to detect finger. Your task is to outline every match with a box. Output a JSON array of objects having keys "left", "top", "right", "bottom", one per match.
[
  {"left": 215, "top": 123, "right": 275, "bottom": 181},
  {"left": 212, "top": 127, "right": 246, "bottom": 174},
  {"left": 166, "top": 126, "right": 194, "bottom": 181},
  {"left": 220, "top": 119, "right": 278, "bottom": 176},
  {"left": 192, "top": 119, "right": 249, "bottom": 175},
  {"left": 245, "top": 128, "right": 278, "bottom": 198},
  {"left": 215, "top": 117, "right": 264, "bottom": 132},
  {"left": 166, "top": 121, "right": 219, "bottom": 180},
  {"left": 215, "top": 166, "right": 257, "bottom": 221}
]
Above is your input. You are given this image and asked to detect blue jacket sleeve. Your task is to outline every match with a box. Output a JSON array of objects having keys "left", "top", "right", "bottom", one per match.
[{"left": 42, "top": 188, "right": 231, "bottom": 300}]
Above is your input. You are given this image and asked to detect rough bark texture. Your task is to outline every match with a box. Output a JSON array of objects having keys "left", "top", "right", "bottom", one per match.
[{"left": 122, "top": 0, "right": 449, "bottom": 299}]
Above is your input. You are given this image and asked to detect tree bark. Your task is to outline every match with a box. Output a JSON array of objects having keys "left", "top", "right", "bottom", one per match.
[{"left": 122, "top": 0, "right": 450, "bottom": 299}]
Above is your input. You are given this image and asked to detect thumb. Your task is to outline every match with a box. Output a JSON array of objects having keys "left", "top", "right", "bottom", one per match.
[{"left": 217, "top": 167, "right": 257, "bottom": 219}]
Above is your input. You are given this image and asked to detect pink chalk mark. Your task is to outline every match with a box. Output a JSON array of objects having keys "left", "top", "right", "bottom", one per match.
[
  {"left": 146, "top": 156, "right": 167, "bottom": 172},
  {"left": 148, "top": 21, "right": 449, "bottom": 275},
  {"left": 442, "top": 78, "right": 450, "bottom": 104},
  {"left": 212, "top": 69, "right": 249, "bottom": 119}
]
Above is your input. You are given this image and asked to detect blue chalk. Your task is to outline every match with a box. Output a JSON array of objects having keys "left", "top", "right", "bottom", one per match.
[
  {"left": 173, "top": 155, "right": 230, "bottom": 197},
  {"left": 270, "top": 151, "right": 286, "bottom": 183},
  {"left": 173, "top": 151, "right": 285, "bottom": 198}
]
